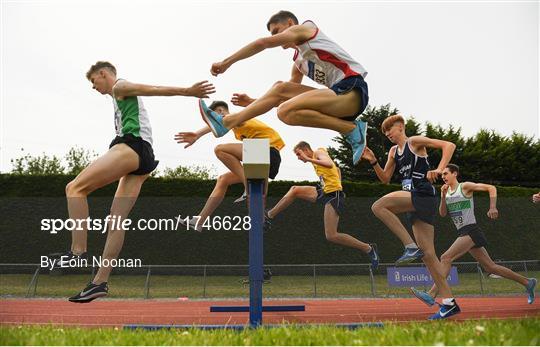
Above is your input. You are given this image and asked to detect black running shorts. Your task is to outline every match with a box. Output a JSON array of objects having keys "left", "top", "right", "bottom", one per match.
[
  {"left": 458, "top": 224, "right": 488, "bottom": 248},
  {"left": 269, "top": 147, "right": 281, "bottom": 179},
  {"left": 109, "top": 134, "right": 159, "bottom": 175}
]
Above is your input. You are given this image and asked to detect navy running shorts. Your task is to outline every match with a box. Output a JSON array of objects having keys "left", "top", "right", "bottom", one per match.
[
  {"left": 316, "top": 185, "right": 345, "bottom": 216},
  {"left": 407, "top": 190, "right": 439, "bottom": 226},
  {"left": 330, "top": 75, "right": 369, "bottom": 122}
]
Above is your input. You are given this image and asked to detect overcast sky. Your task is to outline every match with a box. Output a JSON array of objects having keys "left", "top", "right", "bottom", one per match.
[{"left": 1, "top": 0, "right": 538, "bottom": 181}]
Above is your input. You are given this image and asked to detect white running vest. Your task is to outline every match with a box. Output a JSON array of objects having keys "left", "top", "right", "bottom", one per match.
[
  {"left": 446, "top": 183, "right": 477, "bottom": 231},
  {"left": 293, "top": 20, "right": 368, "bottom": 88}
]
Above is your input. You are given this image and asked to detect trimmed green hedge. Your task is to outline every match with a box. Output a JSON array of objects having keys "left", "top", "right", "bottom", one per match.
[
  {"left": 0, "top": 174, "right": 538, "bottom": 265},
  {"left": 1, "top": 174, "right": 537, "bottom": 197}
]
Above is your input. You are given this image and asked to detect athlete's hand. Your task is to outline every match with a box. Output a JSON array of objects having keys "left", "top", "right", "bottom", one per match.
[
  {"left": 231, "top": 93, "right": 254, "bottom": 107},
  {"left": 487, "top": 207, "right": 499, "bottom": 219},
  {"left": 187, "top": 81, "right": 215, "bottom": 98},
  {"left": 533, "top": 192, "right": 540, "bottom": 203},
  {"left": 175, "top": 132, "right": 199, "bottom": 148},
  {"left": 440, "top": 184, "right": 449, "bottom": 196},
  {"left": 361, "top": 147, "right": 376, "bottom": 163},
  {"left": 427, "top": 168, "right": 443, "bottom": 183},
  {"left": 211, "top": 61, "right": 231, "bottom": 76}
]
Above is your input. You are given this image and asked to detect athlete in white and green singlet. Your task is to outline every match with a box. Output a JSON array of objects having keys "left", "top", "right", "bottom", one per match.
[
  {"left": 410, "top": 164, "right": 537, "bottom": 306},
  {"left": 60, "top": 61, "right": 214, "bottom": 303}
]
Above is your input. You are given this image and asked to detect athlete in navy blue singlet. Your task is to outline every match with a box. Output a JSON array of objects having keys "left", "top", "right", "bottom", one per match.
[{"left": 361, "top": 114, "right": 460, "bottom": 320}]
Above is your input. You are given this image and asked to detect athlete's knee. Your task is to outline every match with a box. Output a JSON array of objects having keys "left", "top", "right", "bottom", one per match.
[
  {"left": 440, "top": 252, "right": 454, "bottom": 265},
  {"left": 269, "top": 81, "right": 286, "bottom": 99},
  {"left": 276, "top": 103, "right": 299, "bottom": 125},
  {"left": 214, "top": 144, "right": 225, "bottom": 157},
  {"left": 65, "top": 180, "right": 75, "bottom": 196},
  {"left": 269, "top": 81, "right": 294, "bottom": 107},
  {"left": 216, "top": 174, "right": 232, "bottom": 187},
  {"left": 420, "top": 248, "right": 437, "bottom": 260},
  {"left": 271, "top": 80, "right": 284, "bottom": 89},
  {"left": 276, "top": 104, "right": 290, "bottom": 124},
  {"left": 216, "top": 174, "right": 237, "bottom": 189},
  {"left": 371, "top": 202, "right": 379, "bottom": 215},
  {"left": 371, "top": 200, "right": 385, "bottom": 216},
  {"left": 214, "top": 144, "right": 224, "bottom": 154},
  {"left": 271, "top": 80, "right": 294, "bottom": 97},
  {"left": 481, "top": 261, "right": 498, "bottom": 274},
  {"left": 287, "top": 185, "right": 300, "bottom": 196},
  {"left": 325, "top": 232, "right": 339, "bottom": 243},
  {"left": 66, "top": 179, "right": 89, "bottom": 197}
]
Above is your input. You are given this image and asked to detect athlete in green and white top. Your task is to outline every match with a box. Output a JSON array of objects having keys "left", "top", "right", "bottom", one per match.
[
  {"left": 410, "top": 164, "right": 536, "bottom": 306},
  {"left": 61, "top": 61, "right": 215, "bottom": 303},
  {"left": 445, "top": 182, "right": 477, "bottom": 232},
  {"left": 112, "top": 83, "right": 153, "bottom": 145}
]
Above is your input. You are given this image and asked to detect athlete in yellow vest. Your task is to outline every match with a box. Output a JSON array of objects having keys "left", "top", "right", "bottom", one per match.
[
  {"left": 265, "top": 141, "right": 379, "bottom": 268},
  {"left": 176, "top": 100, "right": 284, "bottom": 231}
]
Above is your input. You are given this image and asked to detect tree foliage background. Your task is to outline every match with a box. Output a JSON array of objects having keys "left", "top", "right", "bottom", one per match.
[
  {"left": 7, "top": 105, "right": 539, "bottom": 186},
  {"left": 9, "top": 147, "right": 215, "bottom": 180},
  {"left": 327, "top": 104, "right": 540, "bottom": 186}
]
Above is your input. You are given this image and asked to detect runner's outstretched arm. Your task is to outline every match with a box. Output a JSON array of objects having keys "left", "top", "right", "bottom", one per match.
[
  {"left": 461, "top": 182, "right": 498, "bottom": 219},
  {"left": 175, "top": 127, "right": 212, "bottom": 148},
  {"left": 361, "top": 146, "right": 396, "bottom": 184},
  {"left": 210, "top": 25, "right": 313, "bottom": 76},
  {"left": 113, "top": 80, "right": 215, "bottom": 98}
]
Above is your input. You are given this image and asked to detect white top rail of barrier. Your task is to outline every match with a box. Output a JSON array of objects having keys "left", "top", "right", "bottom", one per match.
[{"left": 243, "top": 139, "right": 270, "bottom": 179}]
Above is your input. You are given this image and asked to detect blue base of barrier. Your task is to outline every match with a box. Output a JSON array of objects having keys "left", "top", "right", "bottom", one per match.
[
  {"left": 210, "top": 305, "right": 305, "bottom": 312},
  {"left": 124, "top": 322, "right": 384, "bottom": 330}
]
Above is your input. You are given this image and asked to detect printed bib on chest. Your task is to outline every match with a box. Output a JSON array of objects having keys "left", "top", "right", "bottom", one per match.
[
  {"left": 402, "top": 178, "right": 413, "bottom": 191},
  {"left": 295, "top": 59, "right": 327, "bottom": 86}
]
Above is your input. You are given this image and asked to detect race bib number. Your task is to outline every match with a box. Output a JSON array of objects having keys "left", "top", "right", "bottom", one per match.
[
  {"left": 311, "top": 63, "right": 327, "bottom": 85},
  {"left": 402, "top": 179, "right": 412, "bottom": 191},
  {"left": 449, "top": 211, "right": 465, "bottom": 228},
  {"left": 296, "top": 59, "right": 326, "bottom": 85},
  {"left": 452, "top": 215, "right": 464, "bottom": 228}
]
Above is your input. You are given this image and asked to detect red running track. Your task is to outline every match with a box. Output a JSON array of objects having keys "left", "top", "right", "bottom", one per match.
[{"left": 1, "top": 297, "right": 538, "bottom": 327}]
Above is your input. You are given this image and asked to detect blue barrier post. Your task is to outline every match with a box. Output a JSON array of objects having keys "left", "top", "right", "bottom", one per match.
[
  {"left": 248, "top": 178, "right": 264, "bottom": 327},
  {"left": 207, "top": 139, "right": 305, "bottom": 328}
]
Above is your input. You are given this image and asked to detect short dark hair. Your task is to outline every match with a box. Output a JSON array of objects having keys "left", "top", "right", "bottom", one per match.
[
  {"left": 446, "top": 164, "right": 460, "bottom": 175},
  {"left": 266, "top": 10, "right": 299, "bottom": 30},
  {"left": 209, "top": 101, "right": 229, "bottom": 111},
  {"left": 86, "top": 61, "right": 116, "bottom": 80},
  {"left": 293, "top": 141, "right": 311, "bottom": 152}
]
